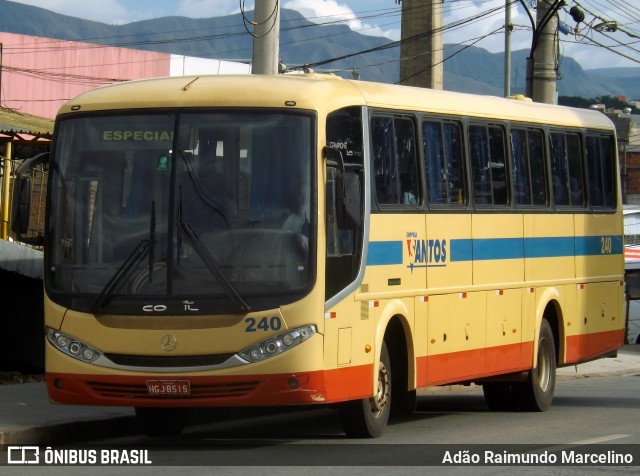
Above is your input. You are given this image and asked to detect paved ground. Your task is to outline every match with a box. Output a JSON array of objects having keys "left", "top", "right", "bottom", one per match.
[{"left": 1, "top": 345, "right": 639, "bottom": 445}]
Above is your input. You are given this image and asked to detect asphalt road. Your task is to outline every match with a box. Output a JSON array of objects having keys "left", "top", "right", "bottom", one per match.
[
  {"left": 73, "top": 373, "right": 640, "bottom": 471},
  {"left": 1, "top": 371, "right": 638, "bottom": 475}
]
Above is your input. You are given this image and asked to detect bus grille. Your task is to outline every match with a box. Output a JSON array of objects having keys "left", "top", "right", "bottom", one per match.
[
  {"left": 103, "top": 353, "right": 235, "bottom": 368},
  {"left": 86, "top": 381, "right": 259, "bottom": 400}
]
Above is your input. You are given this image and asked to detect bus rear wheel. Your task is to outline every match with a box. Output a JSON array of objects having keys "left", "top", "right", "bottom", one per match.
[
  {"left": 340, "top": 342, "right": 391, "bottom": 438},
  {"left": 135, "top": 407, "right": 188, "bottom": 437},
  {"left": 514, "top": 319, "right": 556, "bottom": 411}
]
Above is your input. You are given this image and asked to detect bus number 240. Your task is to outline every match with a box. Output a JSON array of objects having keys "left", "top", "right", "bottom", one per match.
[
  {"left": 245, "top": 317, "right": 282, "bottom": 332},
  {"left": 601, "top": 236, "right": 613, "bottom": 255}
]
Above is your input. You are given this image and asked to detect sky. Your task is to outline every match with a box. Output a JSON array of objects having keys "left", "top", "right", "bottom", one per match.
[{"left": 8, "top": 0, "right": 640, "bottom": 71}]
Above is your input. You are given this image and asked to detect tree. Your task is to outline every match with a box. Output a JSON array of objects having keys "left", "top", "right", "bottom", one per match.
[{"left": 559, "top": 95, "right": 638, "bottom": 113}]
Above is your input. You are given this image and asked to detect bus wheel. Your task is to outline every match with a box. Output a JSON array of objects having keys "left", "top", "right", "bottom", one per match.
[
  {"left": 482, "top": 383, "right": 518, "bottom": 411},
  {"left": 340, "top": 342, "right": 391, "bottom": 438},
  {"left": 515, "top": 319, "right": 556, "bottom": 411},
  {"left": 135, "top": 407, "right": 188, "bottom": 437}
]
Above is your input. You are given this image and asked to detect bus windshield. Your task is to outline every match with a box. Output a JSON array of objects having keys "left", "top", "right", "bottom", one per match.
[{"left": 46, "top": 111, "right": 315, "bottom": 315}]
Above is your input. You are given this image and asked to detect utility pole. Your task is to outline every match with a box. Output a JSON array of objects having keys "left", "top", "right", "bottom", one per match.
[
  {"left": 398, "top": 0, "right": 443, "bottom": 89},
  {"left": 527, "top": 0, "right": 560, "bottom": 104},
  {"left": 251, "top": 0, "right": 280, "bottom": 75},
  {"left": 504, "top": 1, "right": 512, "bottom": 97}
]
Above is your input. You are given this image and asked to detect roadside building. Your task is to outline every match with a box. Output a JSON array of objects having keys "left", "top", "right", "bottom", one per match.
[
  {"left": 0, "top": 31, "right": 250, "bottom": 368},
  {"left": 606, "top": 108, "right": 640, "bottom": 205},
  {"left": 0, "top": 32, "right": 250, "bottom": 120}
]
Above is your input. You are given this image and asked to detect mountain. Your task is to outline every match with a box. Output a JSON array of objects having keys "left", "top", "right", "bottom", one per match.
[
  {"left": 0, "top": 0, "right": 638, "bottom": 99},
  {"left": 583, "top": 68, "right": 640, "bottom": 99}
]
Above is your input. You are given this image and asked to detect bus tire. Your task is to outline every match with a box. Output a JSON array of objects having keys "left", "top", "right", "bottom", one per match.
[
  {"left": 135, "top": 407, "right": 188, "bottom": 437},
  {"left": 482, "top": 383, "right": 518, "bottom": 411},
  {"left": 515, "top": 319, "right": 556, "bottom": 411},
  {"left": 339, "top": 342, "right": 391, "bottom": 438}
]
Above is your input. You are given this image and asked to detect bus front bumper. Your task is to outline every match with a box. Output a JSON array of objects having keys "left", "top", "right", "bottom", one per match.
[{"left": 46, "top": 366, "right": 373, "bottom": 407}]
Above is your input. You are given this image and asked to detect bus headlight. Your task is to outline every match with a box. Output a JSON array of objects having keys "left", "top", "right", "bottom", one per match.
[
  {"left": 45, "top": 327, "right": 102, "bottom": 364},
  {"left": 238, "top": 325, "right": 316, "bottom": 363}
]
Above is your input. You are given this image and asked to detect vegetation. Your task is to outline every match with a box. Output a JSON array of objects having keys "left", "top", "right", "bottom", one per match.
[{"left": 559, "top": 95, "right": 639, "bottom": 113}]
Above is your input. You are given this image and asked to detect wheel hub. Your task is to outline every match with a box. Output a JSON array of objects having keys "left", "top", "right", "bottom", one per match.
[{"left": 370, "top": 361, "right": 390, "bottom": 415}]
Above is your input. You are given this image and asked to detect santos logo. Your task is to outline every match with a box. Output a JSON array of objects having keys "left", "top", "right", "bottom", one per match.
[{"left": 407, "top": 238, "right": 447, "bottom": 270}]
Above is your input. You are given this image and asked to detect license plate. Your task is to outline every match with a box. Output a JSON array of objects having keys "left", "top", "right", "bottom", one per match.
[{"left": 146, "top": 379, "right": 191, "bottom": 396}]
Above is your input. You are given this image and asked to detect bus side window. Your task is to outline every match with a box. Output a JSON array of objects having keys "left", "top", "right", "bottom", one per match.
[
  {"left": 488, "top": 125, "right": 508, "bottom": 205},
  {"left": 469, "top": 123, "right": 508, "bottom": 207},
  {"left": 586, "top": 134, "right": 616, "bottom": 209},
  {"left": 550, "top": 131, "right": 585, "bottom": 208},
  {"left": 528, "top": 129, "right": 547, "bottom": 206},
  {"left": 372, "top": 115, "right": 419, "bottom": 206},
  {"left": 423, "top": 121, "right": 445, "bottom": 204},
  {"left": 511, "top": 129, "right": 530, "bottom": 205},
  {"left": 423, "top": 119, "right": 466, "bottom": 206},
  {"left": 566, "top": 132, "right": 585, "bottom": 207},
  {"left": 372, "top": 117, "right": 396, "bottom": 204},
  {"left": 443, "top": 121, "right": 466, "bottom": 205},
  {"left": 550, "top": 132, "right": 569, "bottom": 206},
  {"left": 511, "top": 128, "right": 546, "bottom": 207}
]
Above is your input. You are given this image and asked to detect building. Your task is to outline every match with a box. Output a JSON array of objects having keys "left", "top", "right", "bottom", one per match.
[
  {"left": 0, "top": 31, "right": 251, "bottom": 369},
  {"left": 0, "top": 31, "right": 250, "bottom": 119},
  {"left": 606, "top": 109, "right": 640, "bottom": 204}
]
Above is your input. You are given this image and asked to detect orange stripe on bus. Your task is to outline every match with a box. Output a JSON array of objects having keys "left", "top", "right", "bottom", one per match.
[
  {"left": 565, "top": 329, "right": 624, "bottom": 363},
  {"left": 416, "top": 341, "right": 534, "bottom": 387}
]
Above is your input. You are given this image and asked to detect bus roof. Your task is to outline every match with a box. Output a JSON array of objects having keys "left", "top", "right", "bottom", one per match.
[{"left": 58, "top": 74, "right": 615, "bottom": 131}]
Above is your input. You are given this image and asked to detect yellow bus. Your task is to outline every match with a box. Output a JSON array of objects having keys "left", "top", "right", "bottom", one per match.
[{"left": 13, "top": 74, "right": 624, "bottom": 438}]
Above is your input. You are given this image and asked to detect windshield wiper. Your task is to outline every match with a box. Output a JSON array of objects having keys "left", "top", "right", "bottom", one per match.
[
  {"left": 179, "top": 221, "right": 251, "bottom": 313},
  {"left": 91, "top": 239, "right": 150, "bottom": 313},
  {"left": 92, "top": 201, "right": 156, "bottom": 313}
]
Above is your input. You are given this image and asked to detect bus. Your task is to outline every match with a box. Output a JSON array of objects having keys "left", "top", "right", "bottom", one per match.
[{"left": 12, "top": 74, "right": 625, "bottom": 438}]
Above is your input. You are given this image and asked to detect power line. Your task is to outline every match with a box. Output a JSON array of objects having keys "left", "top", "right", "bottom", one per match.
[
  {"left": 0, "top": 3, "right": 498, "bottom": 80},
  {"left": 395, "top": 26, "right": 505, "bottom": 85},
  {"left": 289, "top": 2, "right": 510, "bottom": 71},
  {"left": 240, "top": 0, "right": 279, "bottom": 38},
  {"left": 1, "top": 0, "right": 637, "bottom": 91},
  {"left": 564, "top": 1, "right": 640, "bottom": 65}
]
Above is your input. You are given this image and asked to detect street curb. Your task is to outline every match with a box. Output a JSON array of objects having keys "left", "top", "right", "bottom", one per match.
[
  {"left": 557, "top": 367, "right": 640, "bottom": 381},
  {"left": 0, "top": 415, "right": 137, "bottom": 446}
]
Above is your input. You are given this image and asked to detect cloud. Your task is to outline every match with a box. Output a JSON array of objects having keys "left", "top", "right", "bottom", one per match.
[
  {"left": 282, "top": 0, "right": 398, "bottom": 39},
  {"left": 12, "top": 0, "right": 129, "bottom": 24},
  {"left": 441, "top": 1, "right": 530, "bottom": 52},
  {"left": 175, "top": 0, "right": 240, "bottom": 18}
]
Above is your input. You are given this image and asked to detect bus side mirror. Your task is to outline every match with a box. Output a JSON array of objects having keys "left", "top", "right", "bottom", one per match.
[
  {"left": 10, "top": 152, "right": 48, "bottom": 246},
  {"left": 11, "top": 175, "right": 32, "bottom": 235}
]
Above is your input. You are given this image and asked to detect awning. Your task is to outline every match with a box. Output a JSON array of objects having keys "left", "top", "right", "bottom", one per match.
[{"left": 0, "top": 107, "right": 53, "bottom": 138}]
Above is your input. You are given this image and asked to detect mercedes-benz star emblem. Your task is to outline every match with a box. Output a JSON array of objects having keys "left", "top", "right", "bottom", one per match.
[{"left": 161, "top": 335, "right": 177, "bottom": 352}]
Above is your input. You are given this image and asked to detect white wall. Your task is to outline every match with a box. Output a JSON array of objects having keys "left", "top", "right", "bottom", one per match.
[{"left": 170, "top": 55, "right": 251, "bottom": 76}]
